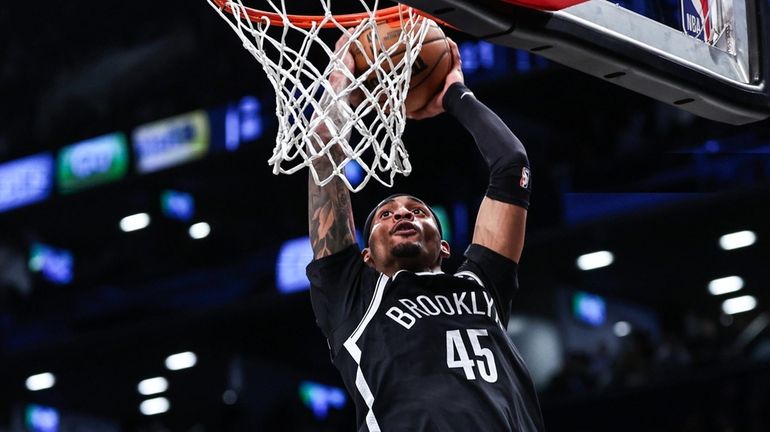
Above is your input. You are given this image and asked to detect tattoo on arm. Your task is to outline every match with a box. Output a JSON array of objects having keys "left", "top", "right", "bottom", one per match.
[
  {"left": 308, "top": 174, "right": 356, "bottom": 259},
  {"left": 307, "top": 92, "right": 355, "bottom": 259},
  {"left": 307, "top": 62, "right": 357, "bottom": 259}
]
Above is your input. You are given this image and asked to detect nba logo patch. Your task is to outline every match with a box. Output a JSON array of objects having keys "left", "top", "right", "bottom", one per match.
[
  {"left": 681, "top": 0, "right": 711, "bottom": 42},
  {"left": 520, "top": 167, "right": 531, "bottom": 189}
]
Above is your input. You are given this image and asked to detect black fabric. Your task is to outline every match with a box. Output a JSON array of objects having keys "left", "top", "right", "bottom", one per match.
[
  {"left": 306, "top": 244, "right": 379, "bottom": 358},
  {"left": 443, "top": 82, "right": 532, "bottom": 209},
  {"left": 306, "top": 244, "right": 545, "bottom": 432},
  {"left": 362, "top": 193, "right": 443, "bottom": 247},
  {"left": 458, "top": 243, "right": 519, "bottom": 323}
]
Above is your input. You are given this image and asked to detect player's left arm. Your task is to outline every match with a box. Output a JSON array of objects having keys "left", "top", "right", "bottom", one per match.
[
  {"left": 472, "top": 199, "right": 527, "bottom": 263},
  {"left": 410, "top": 40, "right": 530, "bottom": 263}
]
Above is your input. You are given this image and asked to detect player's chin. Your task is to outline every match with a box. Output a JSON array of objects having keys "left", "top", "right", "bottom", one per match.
[{"left": 390, "top": 242, "right": 423, "bottom": 258}]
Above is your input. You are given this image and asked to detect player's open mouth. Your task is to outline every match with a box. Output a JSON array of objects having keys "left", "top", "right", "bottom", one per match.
[{"left": 392, "top": 221, "right": 418, "bottom": 236}]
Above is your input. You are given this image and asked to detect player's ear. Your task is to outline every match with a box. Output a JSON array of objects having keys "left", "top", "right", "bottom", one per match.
[
  {"left": 439, "top": 240, "right": 450, "bottom": 259},
  {"left": 361, "top": 248, "right": 375, "bottom": 267}
]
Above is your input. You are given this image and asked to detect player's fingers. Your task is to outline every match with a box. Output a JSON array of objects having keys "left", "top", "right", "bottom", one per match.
[
  {"left": 448, "top": 39, "right": 462, "bottom": 73},
  {"left": 350, "top": 88, "right": 365, "bottom": 107},
  {"left": 335, "top": 36, "right": 346, "bottom": 52},
  {"left": 407, "top": 40, "right": 462, "bottom": 120},
  {"left": 332, "top": 29, "right": 357, "bottom": 75},
  {"left": 446, "top": 39, "right": 457, "bottom": 62},
  {"left": 342, "top": 56, "right": 355, "bottom": 75},
  {"left": 335, "top": 28, "right": 357, "bottom": 54}
]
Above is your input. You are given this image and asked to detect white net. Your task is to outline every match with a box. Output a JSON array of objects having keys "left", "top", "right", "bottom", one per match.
[{"left": 207, "top": 0, "right": 433, "bottom": 192}]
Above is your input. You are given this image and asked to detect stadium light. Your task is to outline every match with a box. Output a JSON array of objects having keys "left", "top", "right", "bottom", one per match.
[
  {"left": 165, "top": 351, "right": 197, "bottom": 371},
  {"left": 719, "top": 230, "right": 756, "bottom": 250},
  {"left": 222, "top": 389, "right": 238, "bottom": 405},
  {"left": 188, "top": 222, "right": 210, "bottom": 239},
  {"left": 137, "top": 377, "right": 168, "bottom": 396},
  {"left": 722, "top": 295, "right": 757, "bottom": 315},
  {"left": 120, "top": 213, "right": 150, "bottom": 232},
  {"left": 25, "top": 372, "right": 56, "bottom": 391},
  {"left": 613, "top": 321, "right": 632, "bottom": 337},
  {"left": 139, "top": 397, "right": 169, "bottom": 416},
  {"left": 708, "top": 276, "right": 744, "bottom": 296},
  {"left": 576, "top": 251, "right": 614, "bottom": 271}
]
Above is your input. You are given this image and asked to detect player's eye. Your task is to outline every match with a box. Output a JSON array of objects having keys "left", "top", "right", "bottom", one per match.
[
  {"left": 412, "top": 208, "right": 425, "bottom": 215},
  {"left": 379, "top": 210, "right": 391, "bottom": 218}
]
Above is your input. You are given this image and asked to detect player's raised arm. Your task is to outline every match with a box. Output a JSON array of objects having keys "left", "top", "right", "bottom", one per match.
[
  {"left": 411, "top": 40, "right": 530, "bottom": 263},
  {"left": 307, "top": 35, "right": 359, "bottom": 259}
]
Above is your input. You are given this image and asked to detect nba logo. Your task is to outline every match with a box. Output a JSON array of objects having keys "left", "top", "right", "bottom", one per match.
[
  {"left": 520, "top": 167, "right": 531, "bottom": 189},
  {"left": 682, "top": 0, "right": 712, "bottom": 42}
]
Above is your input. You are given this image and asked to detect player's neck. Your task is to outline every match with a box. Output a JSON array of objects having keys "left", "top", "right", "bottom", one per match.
[{"left": 381, "top": 263, "right": 442, "bottom": 277}]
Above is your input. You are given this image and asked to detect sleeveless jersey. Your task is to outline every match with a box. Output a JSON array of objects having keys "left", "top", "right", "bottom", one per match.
[{"left": 307, "top": 243, "right": 544, "bottom": 432}]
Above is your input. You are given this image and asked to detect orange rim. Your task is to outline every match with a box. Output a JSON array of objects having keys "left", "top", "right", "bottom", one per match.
[{"left": 211, "top": 0, "right": 445, "bottom": 28}]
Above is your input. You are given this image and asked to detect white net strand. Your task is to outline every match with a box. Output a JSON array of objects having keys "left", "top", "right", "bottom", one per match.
[{"left": 207, "top": 0, "right": 431, "bottom": 192}]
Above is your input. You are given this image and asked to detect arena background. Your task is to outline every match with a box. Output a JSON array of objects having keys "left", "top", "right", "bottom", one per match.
[{"left": 1, "top": 1, "right": 769, "bottom": 431}]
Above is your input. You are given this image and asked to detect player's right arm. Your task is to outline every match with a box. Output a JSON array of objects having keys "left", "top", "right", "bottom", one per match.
[
  {"left": 308, "top": 169, "right": 356, "bottom": 259},
  {"left": 410, "top": 41, "right": 531, "bottom": 264},
  {"left": 307, "top": 35, "right": 358, "bottom": 260}
]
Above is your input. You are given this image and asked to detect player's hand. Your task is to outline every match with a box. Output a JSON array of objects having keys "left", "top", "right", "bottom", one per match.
[
  {"left": 312, "top": 31, "right": 363, "bottom": 144},
  {"left": 407, "top": 38, "right": 464, "bottom": 120},
  {"left": 329, "top": 29, "right": 364, "bottom": 107}
]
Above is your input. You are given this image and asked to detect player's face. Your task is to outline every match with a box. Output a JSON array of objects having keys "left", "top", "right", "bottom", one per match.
[{"left": 364, "top": 196, "right": 449, "bottom": 272}]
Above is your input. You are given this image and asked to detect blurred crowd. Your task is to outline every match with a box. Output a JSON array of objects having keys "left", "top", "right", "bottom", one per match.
[{"left": 542, "top": 312, "right": 770, "bottom": 431}]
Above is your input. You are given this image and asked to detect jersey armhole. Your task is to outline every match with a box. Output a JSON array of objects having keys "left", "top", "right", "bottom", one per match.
[
  {"left": 453, "top": 270, "right": 485, "bottom": 287},
  {"left": 342, "top": 272, "right": 389, "bottom": 362}
]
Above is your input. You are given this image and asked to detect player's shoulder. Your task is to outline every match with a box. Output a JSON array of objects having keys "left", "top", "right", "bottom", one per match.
[
  {"left": 307, "top": 243, "right": 361, "bottom": 272},
  {"left": 459, "top": 244, "right": 519, "bottom": 283},
  {"left": 452, "top": 270, "right": 485, "bottom": 288},
  {"left": 465, "top": 243, "right": 519, "bottom": 268}
]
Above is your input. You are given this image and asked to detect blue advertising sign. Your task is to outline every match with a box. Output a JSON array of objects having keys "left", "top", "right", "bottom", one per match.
[
  {"left": 0, "top": 153, "right": 54, "bottom": 213},
  {"left": 132, "top": 110, "right": 210, "bottom": 174},
  {"left": 225, "top": 96, "right": 263, "bottom": 151}
]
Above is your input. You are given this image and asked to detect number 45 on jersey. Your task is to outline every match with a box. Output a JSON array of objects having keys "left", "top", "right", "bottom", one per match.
[{"left": 446, "top": 329, "right": 498, "bottom": 383}]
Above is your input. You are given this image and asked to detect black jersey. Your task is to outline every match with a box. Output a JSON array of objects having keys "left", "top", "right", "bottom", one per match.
[{"left": 307, "top": 243, "right": 545, "bottom": 432}]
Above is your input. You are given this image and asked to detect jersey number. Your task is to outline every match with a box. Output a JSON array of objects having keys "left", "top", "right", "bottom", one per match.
[{"left": 446, "top": 329, "right": 498, "bottom": 383}]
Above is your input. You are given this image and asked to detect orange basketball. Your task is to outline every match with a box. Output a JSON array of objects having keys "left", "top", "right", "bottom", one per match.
[{"left": 351, "top": 20, "right": 452, "bottom": 114}]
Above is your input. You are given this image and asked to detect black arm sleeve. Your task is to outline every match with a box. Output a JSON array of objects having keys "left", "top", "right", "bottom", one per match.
[{"left": 443, "top": 82, "right": 532, "bottom": 209}]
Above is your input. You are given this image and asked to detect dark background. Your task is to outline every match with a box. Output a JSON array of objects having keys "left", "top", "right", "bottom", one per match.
[{"left": 1, "top": 0, "right": 769, "bottom": 431}]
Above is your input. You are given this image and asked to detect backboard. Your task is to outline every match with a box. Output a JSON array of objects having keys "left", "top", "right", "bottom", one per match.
[{"left": 400, "top": 0, "right": 770, "bottom": 125}]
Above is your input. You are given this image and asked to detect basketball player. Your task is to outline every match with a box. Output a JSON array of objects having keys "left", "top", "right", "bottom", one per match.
[{"left": 305, "top": 34, "right": 544, "bottom": 431}]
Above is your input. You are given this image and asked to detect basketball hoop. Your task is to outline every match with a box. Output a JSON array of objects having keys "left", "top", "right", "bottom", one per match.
[{"left": 207, "top": 0, "right": 439, "bottom": 191}]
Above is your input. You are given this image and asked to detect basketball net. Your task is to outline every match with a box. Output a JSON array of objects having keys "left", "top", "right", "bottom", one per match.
[{"left": 207, "top": 0, "right": 433, "bottom": 191}]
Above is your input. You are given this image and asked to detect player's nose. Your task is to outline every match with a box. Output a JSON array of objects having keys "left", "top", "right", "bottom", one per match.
[{"left": 393, "top": 208, "right": 413, "bottom": 220}]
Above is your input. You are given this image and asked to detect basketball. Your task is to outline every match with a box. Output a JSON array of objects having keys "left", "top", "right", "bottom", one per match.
[{"left": 352, "top": 20, "right": 452, "bottom": 114}]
